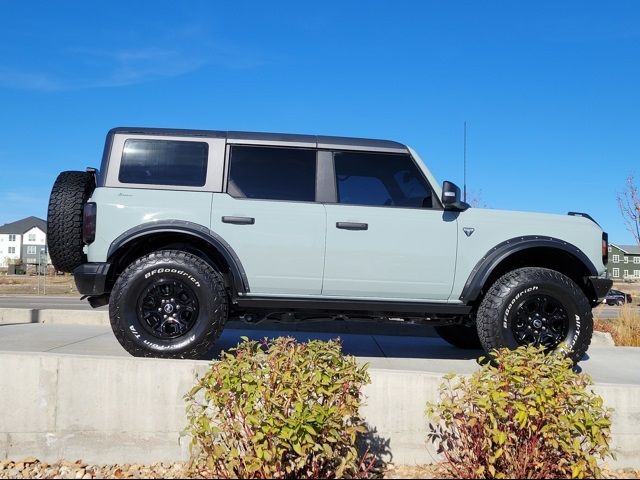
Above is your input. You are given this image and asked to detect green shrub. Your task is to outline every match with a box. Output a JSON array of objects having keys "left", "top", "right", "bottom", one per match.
[
  {"left": 426, "top": 346, "right": 612, "bottom": 479},
  {"left": 184, "top": 337, "right": 373, "bottom": 479}
]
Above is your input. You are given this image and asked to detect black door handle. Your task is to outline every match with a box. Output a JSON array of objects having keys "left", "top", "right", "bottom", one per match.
[
  {"left": 222, "top": 216, "right": 255, "bottom": 225},
  {"left": 336, "top": 222, "right": 368, "bottom": 231}
]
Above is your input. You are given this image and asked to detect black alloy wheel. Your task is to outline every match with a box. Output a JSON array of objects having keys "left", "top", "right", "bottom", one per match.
[
  {"left": 137, "top": 279, "right": 200, "bottom": 339},
  {"left": 511, "top": 294, "right": 569, "bottom": 350}
]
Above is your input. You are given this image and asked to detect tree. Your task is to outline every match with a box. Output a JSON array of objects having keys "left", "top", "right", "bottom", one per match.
[
  {"left": 617, "top": 175, "right": 640, "bottom": 245},
  {"left": 467, "top": 188, "right": 488, "bottom": 208}
]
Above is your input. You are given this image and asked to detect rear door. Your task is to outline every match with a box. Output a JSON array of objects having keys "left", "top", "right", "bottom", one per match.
[
  {"left": 322, "top": 150, "right": 458, "bottom": 301},
  {"left": 210, "top": 144, "right": 326, "bottom": 296}
]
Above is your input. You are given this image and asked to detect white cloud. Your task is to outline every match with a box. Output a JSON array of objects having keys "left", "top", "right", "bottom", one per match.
[{"left": 0, "top": 24, "right": 275, "bottom": 91}]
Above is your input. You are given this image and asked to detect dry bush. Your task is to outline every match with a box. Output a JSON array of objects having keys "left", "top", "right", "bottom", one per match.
[
  {"left": 427, "top": 346, "right": 612, "bottom": 479},
  {"left": 185, "top": 337, "right": 374, "bottom": 479},
  {"left": 595, "top": 304, "right": 640, "bottom": 347}
]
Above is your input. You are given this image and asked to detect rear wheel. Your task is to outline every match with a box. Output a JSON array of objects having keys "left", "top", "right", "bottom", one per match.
[
  {"left": 435, "top": 324, "right": 482, "bottom": 349},
  {"left": 476, "top": 267, "right": 592, "bottom": 364},
  {"left": 47, "top": 171, "right": 95, "bottom": 272},
  {"left": 109, "top": 250, "right": 228, "bottom": 359}
]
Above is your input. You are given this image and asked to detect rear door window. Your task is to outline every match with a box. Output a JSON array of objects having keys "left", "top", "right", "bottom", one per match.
[
  {"left": 228, "top": 146, "right": 317, "bottom": 202},
  {"left": 119, "top": 139, "right": 209, "bottom": 187}
]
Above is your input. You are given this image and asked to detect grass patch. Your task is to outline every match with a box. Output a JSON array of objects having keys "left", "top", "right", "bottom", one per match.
[{"left": 595, "top": 304, "right": 640, "bottom": 347}]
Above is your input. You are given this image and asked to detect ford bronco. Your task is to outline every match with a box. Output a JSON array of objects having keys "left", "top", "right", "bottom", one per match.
[{"left": 47, "top": 127, "right": 612, "bottom": 362}]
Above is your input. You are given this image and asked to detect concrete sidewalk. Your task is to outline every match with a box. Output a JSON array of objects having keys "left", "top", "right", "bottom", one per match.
[{"left": 0, "top": 322, "right": 638, "bottom": 383}]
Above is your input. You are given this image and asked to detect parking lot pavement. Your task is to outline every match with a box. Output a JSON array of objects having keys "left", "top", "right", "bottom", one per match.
[
  {"left": 1, "top": 294, "right": 637, "bottom": 321},
  {"left": 0, "top": 323, "right": 638, "bottom": 385},
  {"left": 594, "top": 304, "right": 640, "bottom": 319},
  {"left": 0, "top": 295, "right": 101, "bottom": 310}
]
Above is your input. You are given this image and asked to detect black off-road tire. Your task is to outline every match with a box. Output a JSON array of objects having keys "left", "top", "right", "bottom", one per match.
[
  {"left": 435, "top": 324, "right": 482, "bottom": 349},
  {"left": 47, "top": 171, "right": 95, "bottom": 272},
  {"left": 109, "top": 250, "right": 229, "bottom": 359},
  {"left": 476, "top": 267, "right": 593, "bottom": 364}
]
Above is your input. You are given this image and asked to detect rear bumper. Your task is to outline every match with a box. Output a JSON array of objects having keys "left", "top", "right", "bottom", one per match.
[
  {"left": 74, "top": 262, "right": 110, "bottom": 296},
  {"left": 587, "top": 276, "right": 613, "bottom": 303}
]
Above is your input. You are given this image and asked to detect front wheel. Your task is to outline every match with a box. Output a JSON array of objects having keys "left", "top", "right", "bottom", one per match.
[
  {"left": 476, "top": 267, "right": 592, "bottom": 364},
  {"left": 109, "top": 250, "right": 229, "bottom": 359}
]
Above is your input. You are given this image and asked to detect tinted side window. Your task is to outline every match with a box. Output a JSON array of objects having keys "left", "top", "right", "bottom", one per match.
[
  {"left": 228, "top": 146, "right": 316, "bottom": 202},
  {"left": 119, "top": 139, "right": 208, "bottom": 187},
  {"left": 334, "top": 152, "right": 434, "bottom": 208}
]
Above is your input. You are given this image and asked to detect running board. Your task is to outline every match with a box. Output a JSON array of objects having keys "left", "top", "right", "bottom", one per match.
[{"left": 234, "top": 297, "right": 472, "bottom": 316}]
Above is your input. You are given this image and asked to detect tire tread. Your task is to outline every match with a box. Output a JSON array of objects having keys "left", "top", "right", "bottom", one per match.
[
  {"left": 476, "top": 267, "right": 592, "bottom": 363},
  {"left": 109, "top": 250, "right": 229, "bottom": 359}
]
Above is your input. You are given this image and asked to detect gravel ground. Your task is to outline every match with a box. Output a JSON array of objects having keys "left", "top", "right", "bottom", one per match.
[
  {"left": 0, "top": 459, "right": 188, "bottom": 479},
  {"left": 384, "top": 464, "right": 640, "bottom": 479},
  {"left": 1, "top": 459, "right": 638, "bottom": 479}
]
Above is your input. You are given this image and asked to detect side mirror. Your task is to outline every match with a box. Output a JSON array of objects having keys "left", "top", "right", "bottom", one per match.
[{"left": 442, "top": 181, "right": 470, "bottom": 211}]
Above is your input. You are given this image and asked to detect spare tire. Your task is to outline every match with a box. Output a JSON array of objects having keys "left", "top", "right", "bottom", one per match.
[{"left": 47, "top": 171, "right": 95, "bottom": 272}]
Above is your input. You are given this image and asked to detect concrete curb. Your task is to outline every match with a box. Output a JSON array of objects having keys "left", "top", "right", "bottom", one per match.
[
  {"left": 0, "top": 350, "right": 638, "bottom": 467},
  {"left": 0, "top": 308, "right": 108, "bottom": 326}
]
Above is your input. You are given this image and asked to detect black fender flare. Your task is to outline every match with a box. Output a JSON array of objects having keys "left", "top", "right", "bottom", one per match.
[
  {"left": 459, "top": 236, "right": 598, "bottom": 303},
  {"left": 107, "top": 220, "right": 249, "bottom": 294}
]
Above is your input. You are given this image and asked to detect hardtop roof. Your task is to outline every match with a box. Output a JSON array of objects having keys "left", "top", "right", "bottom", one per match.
[{"left": 108, "top": 127, "right": 408, "bottom": 152}]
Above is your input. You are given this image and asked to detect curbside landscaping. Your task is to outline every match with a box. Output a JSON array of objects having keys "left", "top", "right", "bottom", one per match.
[{"left": 0, "top": 350, "right": 638, "bottom": 468}]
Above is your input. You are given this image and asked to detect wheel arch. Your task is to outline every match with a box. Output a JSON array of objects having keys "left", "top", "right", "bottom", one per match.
[
  {"left": 460, "top": 236, "right": 598, "bottom": 305},
  {"left": 106, "top": 221, "right": 249, "bottom": 295}
]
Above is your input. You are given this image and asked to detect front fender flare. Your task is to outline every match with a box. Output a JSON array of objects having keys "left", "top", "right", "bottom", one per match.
[{"left": 459, "top": 236, "right": 598, "bottom": 303}]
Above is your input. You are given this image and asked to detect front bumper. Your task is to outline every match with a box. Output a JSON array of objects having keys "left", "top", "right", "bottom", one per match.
[
  {"left": 587, "top": 276, "right": 613, "bottom": 304},
  {"left": 74, "top": 262, "right": 111, "bottom": 296}
]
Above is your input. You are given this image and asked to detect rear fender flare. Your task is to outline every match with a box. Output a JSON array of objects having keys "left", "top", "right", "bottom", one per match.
[{"left": 107, "top": 220, "right": 249, "bottom": 294}]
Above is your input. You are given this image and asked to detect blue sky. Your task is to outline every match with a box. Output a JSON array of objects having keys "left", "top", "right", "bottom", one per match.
[{"left": 0, "top": 1, "right": 638, "bottom": 243}]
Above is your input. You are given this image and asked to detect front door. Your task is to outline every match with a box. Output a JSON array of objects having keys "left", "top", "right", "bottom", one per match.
[{"left": 322, "top": 150, "right": 458, "bottom": 301}]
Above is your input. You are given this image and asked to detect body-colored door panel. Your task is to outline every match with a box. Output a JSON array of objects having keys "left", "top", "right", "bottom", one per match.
[
  {"left": 322, "top": 205, "right": 458, "bottom": 300},
  {"left": 211, "top": 193, "right": 326, "bottom": 296}
]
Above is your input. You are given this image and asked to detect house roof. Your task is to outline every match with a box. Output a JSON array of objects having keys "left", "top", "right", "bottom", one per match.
[
  {"left": 612, "top": 244, "right": 640, "bottom": 255},
  {"left": 0, "top": 216, "right": 47, "bottom": 235}
]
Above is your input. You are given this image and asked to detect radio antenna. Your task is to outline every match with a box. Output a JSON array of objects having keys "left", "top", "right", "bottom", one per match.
[{"left": 463, "top": 121, "right": 467, "bottom": 202}]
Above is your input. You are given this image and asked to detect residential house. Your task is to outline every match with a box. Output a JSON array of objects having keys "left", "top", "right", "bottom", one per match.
[
  {"left": 608, "top": 244, "right": 640, "bottom": 281},
  {"left": 0, "top": 216, "right": 49, "bottom": 267}
]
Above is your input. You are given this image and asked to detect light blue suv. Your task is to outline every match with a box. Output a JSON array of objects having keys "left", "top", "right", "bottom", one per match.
[{"left": 47, "top": 127, "right": 612, "bottom": 362}]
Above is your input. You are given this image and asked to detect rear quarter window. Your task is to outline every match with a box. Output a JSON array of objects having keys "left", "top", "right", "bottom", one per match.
[{"left": 119, "top": 139, "right": 208, "bottom": 187}]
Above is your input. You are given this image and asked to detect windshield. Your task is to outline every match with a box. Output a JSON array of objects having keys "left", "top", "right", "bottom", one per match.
[{"left": 408, "top": 146, "right": 442, "bottom": 200}]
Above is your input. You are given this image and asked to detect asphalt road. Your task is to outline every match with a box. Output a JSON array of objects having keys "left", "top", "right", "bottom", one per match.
[
  {"left": 0, "top": 294, "right": 636, "bottom": 320},
  {"left": 0, "top": 295, "right": 105, "bottom": 310}
]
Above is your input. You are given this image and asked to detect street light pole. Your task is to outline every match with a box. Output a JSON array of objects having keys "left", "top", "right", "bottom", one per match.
[{"left": 40, "top": 247, "right": 47, "bottom": 295}]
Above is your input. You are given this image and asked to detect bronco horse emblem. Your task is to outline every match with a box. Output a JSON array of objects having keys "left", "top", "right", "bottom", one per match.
[{"left": 463, "top": 227, "right": 475, "bottom": 237}]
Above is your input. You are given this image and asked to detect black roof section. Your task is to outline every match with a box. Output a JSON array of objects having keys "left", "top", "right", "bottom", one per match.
[
  {"left": 0, "top": 216, "right": 47, "bottom": 235},
  {"left": 108, "top": 127, "right": 408, "bottom": 152}
]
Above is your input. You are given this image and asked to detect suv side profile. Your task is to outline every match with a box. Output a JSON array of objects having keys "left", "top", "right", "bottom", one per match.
[{"left": 47, "top": 127, "right": 612, "bottom": 363}]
